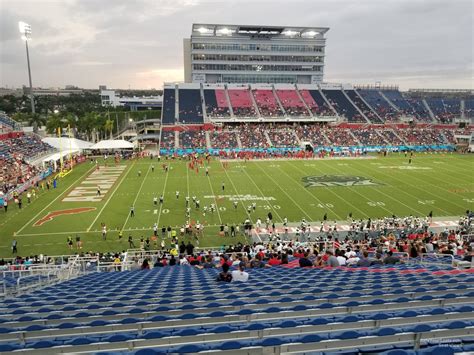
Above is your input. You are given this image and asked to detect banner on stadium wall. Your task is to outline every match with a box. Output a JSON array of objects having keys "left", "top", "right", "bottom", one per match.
[
  {"left": 0, "top": 167, "right": 53, "bottom": 204},
  {"left": 159, "top": 145, "right": 455, "bottom": 156}
]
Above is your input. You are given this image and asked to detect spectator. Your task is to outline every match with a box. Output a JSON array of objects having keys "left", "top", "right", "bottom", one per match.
[
  {"left": 232, "top": 262, "right": 249, "bottom": 282},
  {"left": 384, "top": 251, "right": 401, "bottom": 265},
  {"left": 216, "top": 262, "right": 232, "bottom": 282}
]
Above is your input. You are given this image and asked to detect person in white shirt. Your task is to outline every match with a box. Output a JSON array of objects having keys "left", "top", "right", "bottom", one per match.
[{"left": 232, "top": 262, "right": 249, "bottom": 282}]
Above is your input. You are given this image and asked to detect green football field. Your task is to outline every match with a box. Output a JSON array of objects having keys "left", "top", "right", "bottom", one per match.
[{"left": 1, "top": 153, "right": 473, "bottom": 258}]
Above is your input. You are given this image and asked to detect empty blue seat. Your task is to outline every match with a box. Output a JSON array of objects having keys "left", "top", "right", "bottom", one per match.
[
  {"left": 28, "top": 340, "right": 56, "bottom": 349},
  {"left": 68, "top": 337, "right": 93, "bottom": 346}
]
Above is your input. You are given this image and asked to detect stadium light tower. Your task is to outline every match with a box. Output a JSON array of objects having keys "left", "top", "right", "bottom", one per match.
[{"left": 19, "top": 21, "right": 35, "bottom": 114}]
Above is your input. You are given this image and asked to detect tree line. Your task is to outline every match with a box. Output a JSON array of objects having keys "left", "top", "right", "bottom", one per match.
[{"left": 0, "top": 93, "right": 160, "bottom": 141}]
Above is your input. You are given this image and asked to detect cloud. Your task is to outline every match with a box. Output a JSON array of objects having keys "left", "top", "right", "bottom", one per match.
[{"left": 0, "top": 0, "right": 472, "bottom": 90}]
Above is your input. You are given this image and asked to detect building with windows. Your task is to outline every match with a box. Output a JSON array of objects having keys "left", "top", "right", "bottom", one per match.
[
  {"left": 183, "top": 24, "right": 329, "bottom": 84},
  {"left": 100, "top": 89, "right": 162, "bottom": 110}
]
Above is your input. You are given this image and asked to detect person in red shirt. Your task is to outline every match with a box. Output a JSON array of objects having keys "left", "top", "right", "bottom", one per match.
[{"left": 268, "top": 254, "right": 281, "bottom": 266}]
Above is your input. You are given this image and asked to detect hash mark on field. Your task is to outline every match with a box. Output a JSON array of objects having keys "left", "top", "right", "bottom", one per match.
[{"left": 153, "top": 209, "right": 158, "bottom": 214}]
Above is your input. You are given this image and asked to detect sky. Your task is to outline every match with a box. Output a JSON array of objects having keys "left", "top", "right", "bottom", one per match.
[{"left": 0, "top": 0, "right": 472, "bottom": 91}]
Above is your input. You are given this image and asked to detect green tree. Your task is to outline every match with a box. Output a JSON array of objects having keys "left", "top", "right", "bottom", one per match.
[
  {"left": 45, "top": 115, "right": 64, "bottom": 135},
  {"left": 104, "top": 118, "right": 114, "bottom": 139},
  {"left": 28, "top": 113, "right": 47, "bottom": 133}
]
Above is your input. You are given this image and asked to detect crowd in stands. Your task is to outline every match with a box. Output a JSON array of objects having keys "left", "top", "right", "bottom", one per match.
[
  {"left": 294, "top": 124, "right": 329, "bottom": 147},
  {"left": 0, "top": 134, "right": 54, "bottom": 195},
  {"left": 160, "top": 124, "right": 470, "bottom": 150},
  {"left": 379, "top": 129, "right": 406, "bottom": 145},
  {"left": 396, "top": 128, "right": 446, "bottom": 146},
  {"left": 159, "top": 131, "right": 176, "bottom": 150},
  {"left": 209, "top": 129, "right": 239, "bottom": 149},
  {"left": 324, "top": 127, "right": 358, "bottom": 146},
  {"left": 238, "top": 124, "right": 269, "bottom": 148},
  {"left": 179, "top": 130, "right": 207, "bottom": 149},
  {"left": 267, "top": 127, "right": 299, "bottom": 147},
  {"left": 350, "top": 128, "right": 387, "bottom": 146}
]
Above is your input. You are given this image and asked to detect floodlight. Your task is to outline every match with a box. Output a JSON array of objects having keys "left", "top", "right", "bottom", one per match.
[
  {"left": 283, "top": 30, "right": 298, "bottom": 37},
  {"left": 217, "top": 27, "right": 233, "bottom": 36},
  {"left": 19, "top": 21, "right": 32, "bottom": 40},
  {"left": 197, "top": 27, "right": 211, "bottom": 34},
  {"left": 302, "top": 30, "right": 319, "bottom": 38},
  {"left": 18, "top": 21, "right": 35, "bottom": 114}
]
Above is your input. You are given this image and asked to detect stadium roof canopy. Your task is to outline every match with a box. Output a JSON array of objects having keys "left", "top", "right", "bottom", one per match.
[
  {"left": 42, "top": 137, "right": 93, "bottom": 151},
  {"left": 90, "top": 139, "right": 134, "bottom": 150}
]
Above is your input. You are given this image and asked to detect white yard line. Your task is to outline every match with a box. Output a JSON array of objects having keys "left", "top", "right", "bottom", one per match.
[
  {"left": 241, "top": 165, "right": 283, "bottom": 222},
  {"left": 186, "top": 163, "right": 191, "bottom": 221},
  {"left": 288, "top": 160, "right": 370, "bottom": 219},
  {"left": 220, "top": 161, "right": 253, "bottom": 222},
  {"left": 274, "top": 162, "right": 343, "bottom": 220},
  {"left": 120, "top": 163, "right": 152, "bottom": 231},
  {"left": 319, "top": 160, "right": 424, "bottom": 216},
  {"left": 206, "top": 171, "right": 223, "bottom": 224},
  {"left": 356, "top": 160, "right": 463, "bottom": 214},
  {"left": 15, "top": 165, "right": 96, "bottom": 236},
  {"left": 335, "top": 160, "right": 429, "bottom": 216},
  {"left": 87, "top": 162, "right": 135, "bottom": 232},
  {"left": 253, "top": 163, "right": 313, "bottom": 221},
  {"left": 316, "top": 161, "right": 402, "bottom": 216},
  {"left": 156, "top": 163, "right": 171, "bottom": 227}
]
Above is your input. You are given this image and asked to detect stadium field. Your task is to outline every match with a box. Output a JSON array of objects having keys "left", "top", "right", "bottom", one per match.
[{"left": 1, "top": 153, "right": 473, "bottom": 257}]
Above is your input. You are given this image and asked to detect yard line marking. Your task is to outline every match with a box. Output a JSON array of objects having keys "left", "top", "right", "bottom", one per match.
[
  {"left": 121, "top": 163, "right": 152, "bottom": 231},
  {"left": 355, "top": 160, "right": 465, "bottom": 213},
  {"left": 87, "top": 161, "right": 135, "bottom": 232},
  {"left": 316, "top": 164, "right": 406, "bottom": 216},
  {"left": 252, "top": 162, "right": 312, "bottom": 221},
  {"left": 156, "top": 162, "right": 171, "bottom": 227},
  {"left": 153, "top": 209, "right": 158, "bottom": 215},
  {"left": 220, "top": 161, "right": 253, "bottom": 223},
  {"left": 241, "top": 164, "right": 283, "bottom": 223},
  {"left": 324, "top": 160, "right": 426, "bottom": 216},
  {"left": 206, "top": 170, "right": 223, "bottom": 224},
  {"left": 275, "top": 161, "right": 342, "bottom": 220},
  {"left": 288, "top": 160, "right": 369, "bottom": 219},
  {"left": 186, "top": 162, "right": 191, "bottom": 221},
  {"left": 15, "top": 165, "right": 96, "bottom": 236}
]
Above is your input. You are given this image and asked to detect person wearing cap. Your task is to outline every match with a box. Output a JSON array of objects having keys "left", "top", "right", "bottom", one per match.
[{"left": 232, "top": 262, "right": 249, "bottom": 282}]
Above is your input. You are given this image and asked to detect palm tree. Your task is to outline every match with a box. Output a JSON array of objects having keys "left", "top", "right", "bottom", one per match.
[
  {"left": 28, "top": 113, "right": 46, "bottom": 134},
  {"left": 104, "top": 119, "right": 114, "bottom": 139},
  {"left": 45, "top": 115, "right": 64, "bottom": 135}
]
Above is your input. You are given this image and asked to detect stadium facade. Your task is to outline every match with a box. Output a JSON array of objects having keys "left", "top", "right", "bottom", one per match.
[{"left": 183, "top": 24, "right": 329, "bottom": 84}]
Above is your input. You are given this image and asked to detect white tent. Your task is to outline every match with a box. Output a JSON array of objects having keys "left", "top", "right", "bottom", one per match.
[
  {"left": 90, "top": 139, "right": 134, "bottom": 150},
  {"left": 42, "top": 137, "right": 93, "bottom": 151},
  {"left": 41, "top": 150, "right": 79, "bottom": 170}
]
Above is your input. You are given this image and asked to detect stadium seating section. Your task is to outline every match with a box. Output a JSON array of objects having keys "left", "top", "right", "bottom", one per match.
[
  {"left": 0, "top": 264, "right": 472, "bottom": 353},
  {"left": 160, "top": 123, "right": 472, "bottom": 150},
  {"left": 0, "top": 133, "right": 54, "bottom": 194},
  {"left": 178, "top": 89, "right": 204, "bottom": 124},
  {"left": 162, "top": 86, "right": 472, "bottom": 126}
]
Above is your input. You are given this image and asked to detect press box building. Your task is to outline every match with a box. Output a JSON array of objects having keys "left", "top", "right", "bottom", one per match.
[{"left": 183, "top": 24, "right": 329, "bottom": 84}]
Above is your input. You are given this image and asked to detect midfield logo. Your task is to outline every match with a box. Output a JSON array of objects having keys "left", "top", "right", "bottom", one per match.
[{"left": 302, "top": 175, "right": 380, "bottom": 188}]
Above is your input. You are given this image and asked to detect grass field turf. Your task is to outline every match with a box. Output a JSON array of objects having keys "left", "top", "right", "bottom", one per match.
[{"left": 1, "top": 153, "right": 473, "bottom": 257}]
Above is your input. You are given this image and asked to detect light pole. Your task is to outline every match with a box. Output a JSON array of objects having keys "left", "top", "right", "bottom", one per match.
[{"left": 19, "top": 21, "right": 35, "bottom": 114}]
